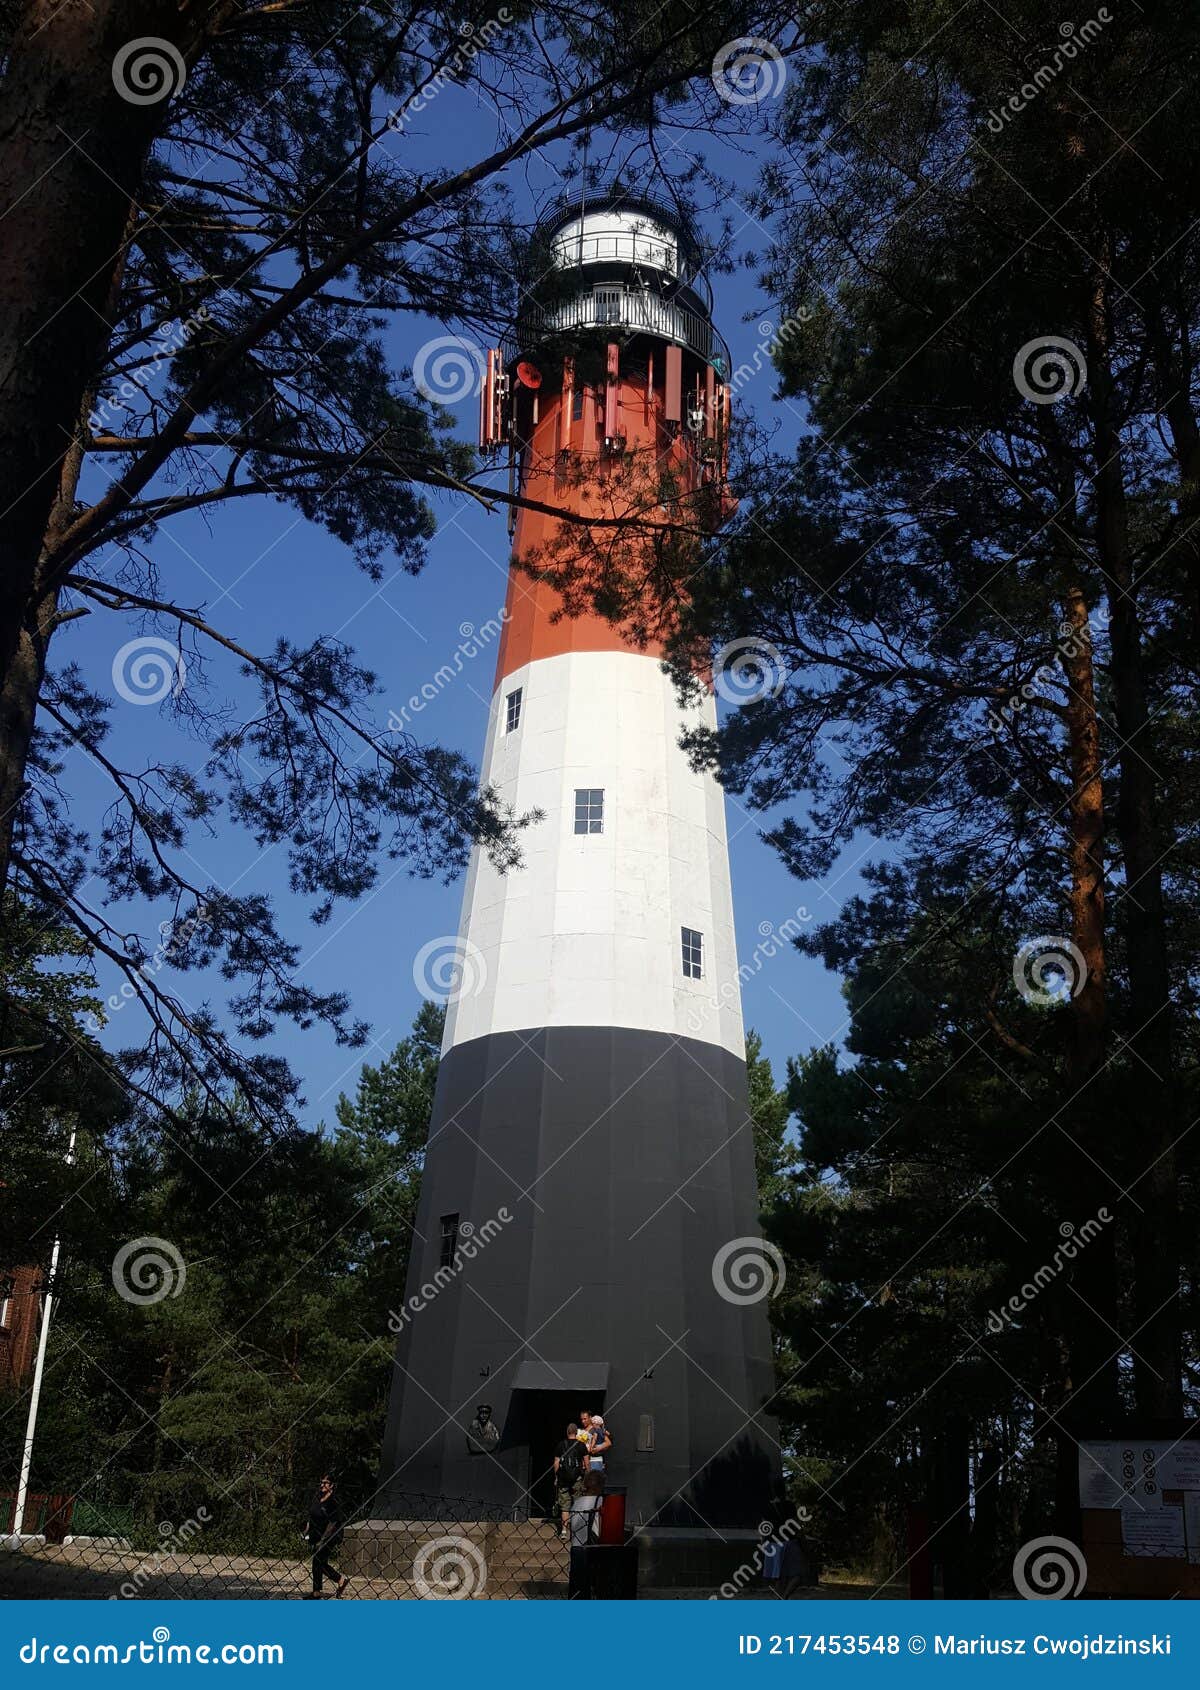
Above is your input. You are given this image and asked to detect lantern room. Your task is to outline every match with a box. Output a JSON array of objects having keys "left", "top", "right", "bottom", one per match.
[{"left": 479, "top": 187, "right": 731, "bottom": 483}]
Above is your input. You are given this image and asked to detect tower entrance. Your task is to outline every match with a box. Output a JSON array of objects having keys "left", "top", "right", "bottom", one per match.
[{"left": 515, "top": 1388, "right": 606, "bottom": 1519}]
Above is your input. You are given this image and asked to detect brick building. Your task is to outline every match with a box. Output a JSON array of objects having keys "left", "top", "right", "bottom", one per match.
[{"left": 0, "top": 1265, "right": 42, "bottom": 1390}]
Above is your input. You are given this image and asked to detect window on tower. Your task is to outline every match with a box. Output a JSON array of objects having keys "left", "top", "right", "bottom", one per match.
[
  {"left": 574, "top": 789, "right": 604, "bottom": 835},
  {"left": 505, "top": 687, "right": 522, "bottom": 733},
  {"left": 681, "top": 927, "right": 704, "bottom": 980},
  {"left": 440, "top": 1214, "right": 460, "bottom": 1269}
]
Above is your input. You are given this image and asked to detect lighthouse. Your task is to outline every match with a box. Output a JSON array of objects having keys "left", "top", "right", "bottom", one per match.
[{"left": 380, "top": 190, "right": 779, "bottom": 1539}]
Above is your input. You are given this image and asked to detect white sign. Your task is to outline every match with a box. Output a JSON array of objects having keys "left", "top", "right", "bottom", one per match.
[
  {"left": 1121, "top": 1506, "right": 1186, "bottom": 1559},
  {"left": 1079, "top": 1445, "right": 1124, "bottom": 1509},
  {"left": 1157, "top": 1444, "right": 1200, "bottom": 1492},
  {"left": 1185, "top": 1494, "right": 1200, "bottom": 1565},
  {"left": 1078, "top": 1442, "right": 1126, "bottom": 1509},
  {"left": 1079, "top": 1441, "right": 1170, "bottom": 1509}
]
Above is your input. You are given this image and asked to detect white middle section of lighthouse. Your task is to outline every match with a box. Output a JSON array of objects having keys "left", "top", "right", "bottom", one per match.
[{"left": 442, "top": 649, "right": 746, "bottom": 1060}]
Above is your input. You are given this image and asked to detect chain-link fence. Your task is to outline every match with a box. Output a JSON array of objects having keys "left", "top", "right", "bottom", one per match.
[
  {"left": 0, "top": 1486, "right": 788, "bottom": 1600},
  {"left": 0, "top": 1520, "right": 566, "bottom": 1599},
  {"left": 0, "top": 1486, "right": 578, "bottom": 1599}
]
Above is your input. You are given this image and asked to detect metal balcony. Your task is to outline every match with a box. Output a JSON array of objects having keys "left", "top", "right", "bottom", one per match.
[
  {"left": 548, "top": 234, "right": 715, "bottom": 312},
  {"left": 552, "top": 227, "right": 678, "bottom": 275},
  {"left": 509, "top": 288, "right": 730, "bottom": 374}
]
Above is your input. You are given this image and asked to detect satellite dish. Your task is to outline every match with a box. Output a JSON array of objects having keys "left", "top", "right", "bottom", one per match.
[{"left": 515, "top": 360, "right": 543, "bottom": 389}]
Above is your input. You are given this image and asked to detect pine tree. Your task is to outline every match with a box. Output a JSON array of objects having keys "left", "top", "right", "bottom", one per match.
[
  {"left": 642, "top": 3, "right": 1200, "bottom": 1424},
  {"left": 0, "top": 0, "right": 800, "bottom": 1126},
  {"left": 0, "top": 1003, "right": 443, "bottom": 1545}
]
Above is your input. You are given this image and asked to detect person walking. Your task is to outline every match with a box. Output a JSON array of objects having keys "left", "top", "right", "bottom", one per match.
[
  {"left": 553, "top": 1422, "right": 587, "bottom": 1540},
  {"left": 303, "top": 1472, "right": 349, "bottom": 1598}
]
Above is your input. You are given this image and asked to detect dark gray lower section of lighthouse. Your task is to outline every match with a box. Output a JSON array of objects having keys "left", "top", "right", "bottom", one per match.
[{"left": 379, "top": 1026, "right": 779, "bottom": 1527}]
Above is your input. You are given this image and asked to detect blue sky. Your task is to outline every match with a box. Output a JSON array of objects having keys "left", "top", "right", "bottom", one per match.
[{"left": 63, "top": 75, "right": 870, "bottom": 1126}]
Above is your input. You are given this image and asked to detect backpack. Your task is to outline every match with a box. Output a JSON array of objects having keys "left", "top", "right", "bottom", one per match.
[{"left": 559, "top": 1439, "right": 585, "bottom": 1482}]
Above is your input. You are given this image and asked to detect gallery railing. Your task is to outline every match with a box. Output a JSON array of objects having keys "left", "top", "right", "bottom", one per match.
[{"left": 506, "top": 290, "right": 730, "bottom": 373}]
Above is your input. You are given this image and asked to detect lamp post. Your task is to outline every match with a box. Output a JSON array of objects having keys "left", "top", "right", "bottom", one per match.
[{"left": 10, "top": 1124, "right": 76, "bottom": 1543}]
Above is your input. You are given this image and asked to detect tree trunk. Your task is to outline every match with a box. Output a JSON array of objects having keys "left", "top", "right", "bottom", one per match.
[
  {"left": 1055, "top": 564, "right": 1120, "bottom": 1426},
  {"left": 1085, "top": 256, "right": 1182, "bottom": 1418},
  {"left": 0, "top": 0, "right": 212, "bottom": 898},
  {"left": 1147, "top": 296, "right": 1200, "bottom": 649},
  {"left": 0, "top": 591, "right": 59, "bottom": 889},
  {"left": 973, "top": 1440, "right": 1001, "bottom": 1598},
  {"left": 1059, "top": 576, "right": 1107, "bottom": 1084},
  {"left": 936, "top": 1417, "right": 972, "bottom": 1598},
  {"left": 0, "top": 409, "right": 94, "bottom": 894},
  {"left": 0, "top": 1, "right": 203, "bottom": 703}
]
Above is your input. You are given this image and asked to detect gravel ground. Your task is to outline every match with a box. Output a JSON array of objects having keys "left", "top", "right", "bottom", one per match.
[{"left": 0, "top": 1542, "right": 905, "bottom": 1601}]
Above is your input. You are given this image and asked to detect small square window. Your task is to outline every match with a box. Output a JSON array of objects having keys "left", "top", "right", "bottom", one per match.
[
  {"left": 440, "top": 1214, "right": 460, "bottom": 1269},
  {"left": 574, "top": 788, "right": 604, "bottom": 834},
  {"left": 505, "top": 688, "right": 522, "bottom": 733},
  {"left": 681, "top": 927, "right": 703, "bottom": 980}
]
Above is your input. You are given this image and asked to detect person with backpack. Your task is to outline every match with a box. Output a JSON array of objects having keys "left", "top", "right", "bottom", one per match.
[{"left": 553, "top": 1422, "right": 587, "bottom": 1540}]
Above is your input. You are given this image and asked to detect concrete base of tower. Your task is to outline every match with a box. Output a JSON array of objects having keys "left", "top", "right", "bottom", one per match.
[{"left": 378, "top": 1025, "right": 781, "bottom": 1530}]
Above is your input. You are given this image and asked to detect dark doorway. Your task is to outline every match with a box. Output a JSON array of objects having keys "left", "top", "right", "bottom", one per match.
[{"left": 518, "top": 1389, "right": 605, "bottom": 1518}]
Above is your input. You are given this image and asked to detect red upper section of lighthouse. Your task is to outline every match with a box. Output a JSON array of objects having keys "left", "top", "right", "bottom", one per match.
[
  {"left": 497, "top": 556, "right": 658, "bottom": 679},
  {"left": 492, "top": 362, "right": 731, "bottom": 686},
  {"left": 480, "top": 189, "right": 733, "bottom": 688}
]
